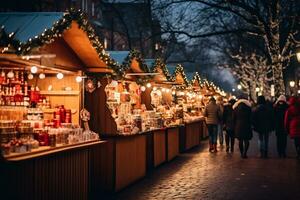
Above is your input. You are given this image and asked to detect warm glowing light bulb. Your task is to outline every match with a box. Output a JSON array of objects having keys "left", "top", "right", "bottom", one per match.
[
  {"left": 76, "top": 76, "right": 83, "bottom": 83},
  {"left": 153, "top": 86, "right": 157, "bottom": 91},
  {"left": 162, "top": 88, "right": 166, "bottom": 92},
  {"left": 172, "top": 91, "right": 176, "bottom": 95},
  {"left": 57, "top": 73, "right": 64, "bottom": 79},
  {"left": 146, "top": 83, "right": 152, "bottom": 88},
  {"left": 39, "top": 73, "right": 45, "bottom": 79},
  {"left": 28, "top": 73, "right": 34, "bottom": 80},
  {"left": 141, "top": 86, "right": 146, "bottom": 92},
  {"left": 166, "top": 88, "right": 170, "bottom": 93},
  {"left": 7, "top": 71, "right": 14, "bottom": 78},
  {"left": 31, "top": 66, "right": 38, "bottom": 74}
]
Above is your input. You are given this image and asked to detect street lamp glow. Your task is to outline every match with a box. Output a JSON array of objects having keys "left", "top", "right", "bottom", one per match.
[
  {"left": 237, "top": 84, "right": 242, "bottom": 90},
  {"left": 290, "top": 81, "right": 295, "bottom": 88},
  {"left": 255, "top": 87, "right": 260, "bottom": 92},
  {"left": 232, "top": 88, "right": 235, "bottom": 92},
  {"left": 296, "top": 47, "right": 300, "bottom": 62}
]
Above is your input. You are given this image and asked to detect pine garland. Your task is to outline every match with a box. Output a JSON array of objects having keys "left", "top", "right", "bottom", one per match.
[
  {"left": 191, "top": 72, "right": 202, "bottom": 88},
  {"left": 171, "top": 64, "right": 190, "bottom": 88},
  {"left": 0, "top": 9, "right": 120, "bottom": 73},
  {"left": 152, "top": 58, "right": 171, "bottom": 80}
]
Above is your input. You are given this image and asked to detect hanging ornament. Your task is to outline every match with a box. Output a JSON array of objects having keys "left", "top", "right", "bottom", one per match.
[
  {"left": 85, "top": 79, "right": 96, "bottom": 93},
  {"left": 7, "top": 71, "right": 14, "bottom": 78}
]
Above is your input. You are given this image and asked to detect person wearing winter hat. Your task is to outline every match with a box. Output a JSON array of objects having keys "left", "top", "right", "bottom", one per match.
[
  {"left": 233, "top": 97, "right": 252, "bottom": 158},
  {"left": 274, "top": 95, "right": 289, "bottom": 158},
  {"left": 285, "top": 96, "right": 300, "bottom": 159}
]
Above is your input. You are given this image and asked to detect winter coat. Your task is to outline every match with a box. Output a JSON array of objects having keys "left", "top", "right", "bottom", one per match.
[
  {"left": 284, "top": 97, "right": 300, "bottom": 138},
  {"left": 204, "top": 101, "right": 222, "bottom": 125},
  {"left": 223, "top": 103, "right": 235, "bottom": 132},
  {"left": 274, "top": 101, "right": 288, "bottom": 134},
  {"left": 233, "top": 99, "right": 253, "bottom": 140},
  {"left": 252, "top": 104, "right": 274, "bottom": 134}
]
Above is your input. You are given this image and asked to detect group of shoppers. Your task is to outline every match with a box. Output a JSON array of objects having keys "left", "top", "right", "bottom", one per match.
[{"left": 204, "top": 95, "right": 300, "bottom": 159}]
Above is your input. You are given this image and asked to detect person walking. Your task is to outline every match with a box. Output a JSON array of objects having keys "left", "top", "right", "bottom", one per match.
[
  {"left": 284, "top": 96, "right": 300, "bottom": 159},
  {"left": 252, "top": 96, "right": 274, "bottom": 158},
  {"left": 233, "top": 97, "right": 252, "bottom": 158},
  {"left": 223, "top": 98, "right": 236, "bottom": 153},
  {"left": 204, "top": 97, "right": 222, "bottom": 153},
  {"left": 217, "top": 97, "right": 224, "bottom": 146},
  {"left": 274, "top": 95, "right": 289, "bottom": 158}
]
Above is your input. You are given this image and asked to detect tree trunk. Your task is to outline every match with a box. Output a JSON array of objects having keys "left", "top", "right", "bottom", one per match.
[{"left": 272, "top": 62, "right": 285, "bottom": 97}]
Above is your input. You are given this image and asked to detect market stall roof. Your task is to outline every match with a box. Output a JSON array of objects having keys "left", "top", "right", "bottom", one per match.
[
  {"left": 191, "top": 72, "right": 202, "bottom": 88},
  {"left": 170, "top": 64, "right": 190, "bottom": 87},
  {"left": 151, "top": 59, "right": 171, "bottom": 83},
  {"left": 166, "top": 64, "right": 176, "bottom": 75},
  {"left": 0, "top": 10, "right": 114, "bottom": 73}
]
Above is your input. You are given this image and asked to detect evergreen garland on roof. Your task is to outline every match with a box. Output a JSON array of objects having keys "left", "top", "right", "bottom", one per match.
[
  {"left": 171, "top": 64, "right": 190, "bottom": 88},
  {"left": 152, "top": 58, "right": 171, "bottom": 80},
  {"left": 0, "top": 9, "right": 120, "bottom": 74},
  {"left": 191, "top": 72, "right": 202, "bottom": 88}
]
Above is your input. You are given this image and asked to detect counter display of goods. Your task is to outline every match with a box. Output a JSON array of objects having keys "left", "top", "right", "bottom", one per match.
[
  {"left": 151, "top": 86, "right": 183, "bottom": 127},
  {"left": 105, "top": 80, "right": 164, "bottom": 135},
  {"left": 175, "top": 90, "right": 205, "bottom": 122}
]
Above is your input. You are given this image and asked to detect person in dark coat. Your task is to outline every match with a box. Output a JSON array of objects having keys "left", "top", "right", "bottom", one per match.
[
  {"left": 285, "top": 96, "right": 300, "bottom": 158},
  {"left": 233, "top": 98, "right": 252, "bottom": 158},
  {"left": 252, "top": 96, "right": 274, "bottom": 158},
  {"left": 223, "top": 98, "right": 236, "bottom": 152},
  {"left": 274, "top": 95, "right": 289, "bottom": 158}
]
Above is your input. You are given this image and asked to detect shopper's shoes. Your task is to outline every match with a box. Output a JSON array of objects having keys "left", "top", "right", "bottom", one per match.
[
  {"left": 214, "top": 144, "right": 218, "bottom": 152},
  {"left": 226, "top": 146, "right": 229, "bottom": 152}
]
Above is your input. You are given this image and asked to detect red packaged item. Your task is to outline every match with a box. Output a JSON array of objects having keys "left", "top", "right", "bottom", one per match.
[{"left": 59, "top": 105, "right": 66, "bottom": 123}]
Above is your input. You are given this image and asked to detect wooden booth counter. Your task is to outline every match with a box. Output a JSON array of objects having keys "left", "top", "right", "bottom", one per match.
[
  {"left": 145, "top": 128, "right": 167, "bottom": 170},
  {"left": 97, "top": 133, "right": 147, "bottom": 192},
  {"left": 0, "top": 140, "right": 105, "bottom": 200},
  {"left": 181, "top": 118, "right": 205, "bottom": 152},
  {"left": 166, "top": 126, "right": 181, "bottom": 161}
]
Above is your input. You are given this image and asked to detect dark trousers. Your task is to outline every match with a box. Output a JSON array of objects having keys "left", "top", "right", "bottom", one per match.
[
  {"left": 225, "top": 130, "right": 235, "bottom": 151},
  {"left": 207, "top": 124, "right": 218, "bottom": 145},
  {"left": 258, "top": 132, "right": 269, "bottom": 156},
  {"left": 276, "top": 132, "right": 287, "bottom": 157},
  {"left": 238, "top": 139, "right": 249, "bottom": 157}
]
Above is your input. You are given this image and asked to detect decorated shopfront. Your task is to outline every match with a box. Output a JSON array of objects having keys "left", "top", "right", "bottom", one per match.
[{"left": 0, "top": 10, "right": 109, "bottom": 200}]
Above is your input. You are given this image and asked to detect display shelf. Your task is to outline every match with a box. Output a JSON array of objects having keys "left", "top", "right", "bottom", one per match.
[
  {"left": 4, "top": 140, "right": 103, "bottom": 161},
  {"left": 40, "top": 90, "right": 80, "bottom": 96}
]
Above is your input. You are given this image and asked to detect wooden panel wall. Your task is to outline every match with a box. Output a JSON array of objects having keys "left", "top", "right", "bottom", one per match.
[
  {"left": 0, "top": 143, "right": 104, "bottom": 200},
  {"left": 153, "top": 130, "right": 166, "bottom": 167},
  {"left": 185, "top": 122, "right": 200, "bottom": 150},
  {"left": 115, "top": 135, "right": 146, "bottom": 191},
  {"left": 167, "top": 127, "right": 179, "bottom": 161}
]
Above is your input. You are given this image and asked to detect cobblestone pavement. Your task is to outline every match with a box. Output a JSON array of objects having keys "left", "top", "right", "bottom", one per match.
[{"left": 107, "top": 133, "right": 300, "bottom": 200}]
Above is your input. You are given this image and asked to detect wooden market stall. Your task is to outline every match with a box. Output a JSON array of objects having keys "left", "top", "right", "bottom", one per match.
[
  {"left": 85, "top": 50, "right": 157, "bottom": 192},
  {"left": 0, "top": 10, "right": 109, "bottom": 200}
]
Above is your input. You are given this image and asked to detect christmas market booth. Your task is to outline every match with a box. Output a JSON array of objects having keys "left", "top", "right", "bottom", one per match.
[
  {"left": 85, "top": 50, "right": 162, "bottom": 192},
  {"left": 0, "top": 10, "right": 109, "bottom": 200}
]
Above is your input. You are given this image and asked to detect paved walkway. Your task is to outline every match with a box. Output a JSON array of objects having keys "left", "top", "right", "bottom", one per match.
[{"left": 108, "top": 133, "right": 300, "bottom": 200}]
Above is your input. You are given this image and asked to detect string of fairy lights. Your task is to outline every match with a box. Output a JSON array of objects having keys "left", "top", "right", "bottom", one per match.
[{"left": 0, "top": 9, "right": 226, "bottom": 95}]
